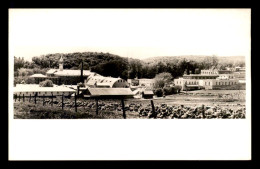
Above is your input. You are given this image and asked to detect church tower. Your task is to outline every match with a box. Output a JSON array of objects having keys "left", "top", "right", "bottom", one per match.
[{"left": 59, "top": 55, "right": 63, "bottom": 71}]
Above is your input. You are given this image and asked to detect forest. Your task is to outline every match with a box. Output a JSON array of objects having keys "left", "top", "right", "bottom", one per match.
[{"left": 14, "top": 52, "right": 245, "bottom": 85}]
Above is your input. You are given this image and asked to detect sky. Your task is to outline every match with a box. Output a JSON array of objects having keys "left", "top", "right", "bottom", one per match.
[{"left": 9, "top": 9, "right": 251, "bottom": 61}]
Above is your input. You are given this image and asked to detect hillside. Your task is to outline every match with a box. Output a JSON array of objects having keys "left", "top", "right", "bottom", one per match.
[{"left": 142, "top": 55, "right": 245, "bottom": 65}]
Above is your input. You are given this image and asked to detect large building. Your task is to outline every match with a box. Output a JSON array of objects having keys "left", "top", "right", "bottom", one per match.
[
  {"left": 30, "top": 55, "right": 96, "bottom": 85},
  {"left": 174, "top": 69, "right": 239, "bottom": 90},
  {"left": 85, "top": 74, "right": 129, "bottom": 88},
  {"left": 127, "top": 78, "right": 155, "bottom": 88}
]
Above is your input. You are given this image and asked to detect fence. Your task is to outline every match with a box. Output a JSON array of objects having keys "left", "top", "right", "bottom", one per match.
[{"left": 13, "top": 94, "right": 147, "bottom": 119}]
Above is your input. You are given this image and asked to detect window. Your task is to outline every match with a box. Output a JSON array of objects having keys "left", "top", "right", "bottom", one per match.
[
  {"left": 26, "top": 92, "right": 28, "bottom": 94},
  {"left": 39, "top": 92, "right": 41, "bottom": 94},
  {"left": 45, "top": 92, "right": 47, "bottom": 94},
  {"left": 57, "top": 92, "right": 59, "bottom": 94}
]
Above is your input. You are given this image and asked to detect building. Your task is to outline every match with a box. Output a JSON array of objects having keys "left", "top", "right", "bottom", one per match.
[
  {"left": 85, "top": 74, "right": 129, "bottom": 88},
  {"left": 174, "top": 69, "right": 239, "bottom": 91},
  {"left": 128, "top": 78, "right": 155, "bottom": 88},
  {"left": 14, "top": 84, "right": 75, "bottom": 97},
  {"left": 138, "top": 78, "right": 155, "bottom": 88},
  {"left": 201, "top": 69, "right": 219, "bottom": 75},
  {"left": 30, "top": 55, "right": 96, "bottom": 85},
  {"left": 142, "top": 90, "right": 154, "bottom": 99},
  {"left": 29, "top": 74, "right": 48, "bottom": 84},
  {"left": 83, "top": 88, "right": 134, "bottom": 99}
]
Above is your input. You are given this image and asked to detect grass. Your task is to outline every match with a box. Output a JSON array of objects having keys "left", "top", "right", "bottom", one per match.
[{"left": 13, "top": 101, "right": 139, "bottom": 119}]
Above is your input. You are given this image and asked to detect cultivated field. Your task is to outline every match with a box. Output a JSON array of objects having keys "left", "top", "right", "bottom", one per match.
[{"left": 13, "top": 90, "right": 246, "bottom": 119}]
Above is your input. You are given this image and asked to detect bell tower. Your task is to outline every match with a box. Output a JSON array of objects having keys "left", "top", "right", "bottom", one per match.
[{"left": 59, "top": 55, "right": 63, "bottom": 71}]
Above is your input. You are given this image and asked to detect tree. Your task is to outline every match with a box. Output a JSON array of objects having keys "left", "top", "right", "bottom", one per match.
[
  {"left": 39, "top": 80, "right": 53, "bottom": 87},
  {"left": 154, "top": 88, "right": 163, "bottom": 97},
  {"left": 154, "top": 72, "right": 173, "bottom": 89}
]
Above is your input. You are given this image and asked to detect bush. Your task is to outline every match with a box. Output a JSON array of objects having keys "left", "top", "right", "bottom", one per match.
[
  {"left": 39, "top": 80, "right": 53, "bottom": 87},
  {"left": 154, "top": 88, "right": 163, "bottom": 97},
  {"left": 163, "top": 87, "right": 174, "bottom": 95},
  {"left": 172, "top": 86, "right": 182, "bottom": 94}
]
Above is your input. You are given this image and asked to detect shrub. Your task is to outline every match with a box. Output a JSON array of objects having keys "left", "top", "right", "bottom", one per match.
[
  {"left": 39, "top": 80, "right": 53, "bottom": 87},
  {"left": 172, "top": 86, "right": 182, "bottom": 94},
  {"left": 163, "top": 86, "right": 174, "bottom": 95},
  {"left": 154, "top": 88, "right": 163, "bottom": 97}
]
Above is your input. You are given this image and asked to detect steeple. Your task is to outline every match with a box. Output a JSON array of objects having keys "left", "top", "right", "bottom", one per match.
[{"left": 59, "top": 55, "right": 63, "bottom": 71}]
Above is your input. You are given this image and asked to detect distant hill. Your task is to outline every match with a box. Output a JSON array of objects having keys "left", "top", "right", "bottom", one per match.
[{"left": 142, "top": 55, "right": 245, "bottom": 65}]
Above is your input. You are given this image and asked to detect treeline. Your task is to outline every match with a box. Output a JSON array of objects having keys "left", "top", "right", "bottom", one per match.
[{"left": 14, "top": 52, "right": 245, "bottom": 80}]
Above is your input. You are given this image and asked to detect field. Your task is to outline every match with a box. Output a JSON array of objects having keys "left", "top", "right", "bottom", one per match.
[{"left": 13, "top": 90, "right": 246, "bottom": 119}]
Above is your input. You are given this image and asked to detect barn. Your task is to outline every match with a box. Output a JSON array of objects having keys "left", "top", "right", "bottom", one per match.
[
  {"left": 142, "top": 90, "right": 154, "bottom": 99},
  {"left": 85, "top": 75, "right": 129, "bottom": 88},
  {"left": 13, "top": 84, "right": 76, "bottom": 97},
  {"left": 83, "top": 88, "right": 134, "bottom": 99}
]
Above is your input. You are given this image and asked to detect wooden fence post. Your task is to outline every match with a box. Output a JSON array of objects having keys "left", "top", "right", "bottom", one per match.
[
  {"left": 95, "top": 98, "right": 98, "bottom": 115},
  {"left": 75, "top": 94, "right": 77, "bottom": 112},
  {"left": 23, "top": 94, "right": 25, "bottom": 102},
  {"left": 62, "top": 93, "right": 64, "bottom": 110},
  {"left": 202, "top": 104, "right": 205, "bottom": 118},
  {"left": 34, "top": 93, "right": 37, "bottom": 104},
  {"left": 51, "top": 93, "right": 53, "bottom": 107},
  {"left": 121, "top": 98, "right": 126, "bottom": 119},
  {"left": 29, "top": 94, "right": 31, "bottom": 102},
  {"left": 151, "top": 99, "right": 155, "bottom": 118}
]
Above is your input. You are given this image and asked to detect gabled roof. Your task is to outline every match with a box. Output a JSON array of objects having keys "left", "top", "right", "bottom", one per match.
[
  {"left": 143, "top": 90, "right": 154, "bottom": 95},
  {"left": 96, "top": 83, "right": 111, "bottom": 87},
  {"left": 46, "top": 69, "right": 93, "bottom": 77},
  {"left": 86, "top": 75, "right": 123, "bottom": 88},
  {"left": 46, "top": 69, "right": 58, "bottom": 74},
  {"left": 14, "top": 84, "right": 75, "bottom": 93},
  {"left": 30, "top": 74, "right": 47, "bottom": 78},
  {"left": 86, "top": 88, "right": 134, "bottom": 96}
]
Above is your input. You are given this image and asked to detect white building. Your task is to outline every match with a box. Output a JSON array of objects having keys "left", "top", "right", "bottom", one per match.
[
  {"left": 85, "top": 74, "right": 129, "bottom": 88},
  {"left": 14, "top": 84, "right": 76, "bottom": 96}
]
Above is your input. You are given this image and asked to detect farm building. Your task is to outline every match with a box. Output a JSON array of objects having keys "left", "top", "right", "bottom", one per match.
[
  {"left": 83, "top": 88, "right": 134, "bottom": 99},
  {"left": 30, "top": 55, "right": 96, "bottom": 85},
  {"left": 142, "top": 90, "right": 154, "bottom": 99},
  {"left": 13, "top": 84, "right": 76, "bottom": 97},
  {"left": 127, "top": 78, "right": 155, "bottom": 89},
  {"left": 29, "top": 74, "right": 48, "bottom": 84},
  {"left": 85, "top": 74, "right": 129, "bottom": 88}
]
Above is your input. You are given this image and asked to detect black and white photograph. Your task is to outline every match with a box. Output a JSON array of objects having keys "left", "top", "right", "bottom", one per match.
[{"left": 8, "top": 8, "right": 251, "bottom": 160}]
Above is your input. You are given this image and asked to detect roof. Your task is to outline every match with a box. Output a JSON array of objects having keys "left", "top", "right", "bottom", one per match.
[
  {"left": 186, "top": 85, "right": 199, "bottom": 87},
  {"left": 46, "top": 69, "right": 94, "bottom": 77},
  {"left": 85, "top": 88, "right": 134, "bottom": 96},
  {"left": 54, "top": 70, "right": 93, "bottom": 76},
  {"left": 86, "top": 75, "right": 122, "bottom": 88},
  {"left": 143, "top": 90, "right": 154, "bottom": 95},
  {"left": 46, "top": 69, "right": 58, "bottom": 74},
  {"left": 96, "top": 83, "right": 111, "bottom": 87},
  {"left": 30, "top": 74, "right": 47, "bottom": 78},
  {"left": 184, "top": 74, "right": 219, "bottom": 77},
  {"left": 14, "top": 84, "right": 76, "bottom": 93}
]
